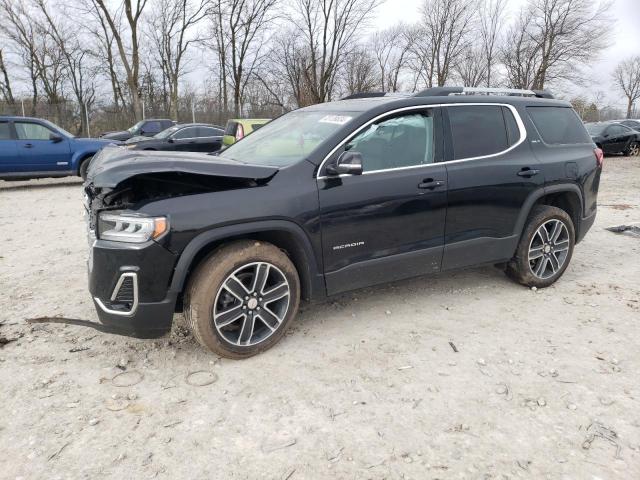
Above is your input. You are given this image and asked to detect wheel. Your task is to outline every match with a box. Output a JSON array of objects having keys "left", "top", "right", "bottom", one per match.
[
  {"left": 184, "top": 240, "right": 300, "bottom": 358},
  {"left": 79, "top": 155, "right": 94, "bottom": 180},
  {"left": 625, "top": 142, "right": 639, "bottom": 157},
  {"left": 506, "top": 205, "right": 575, "bottom": 288}
]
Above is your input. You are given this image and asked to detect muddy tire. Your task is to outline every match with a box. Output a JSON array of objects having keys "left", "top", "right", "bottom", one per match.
[
  {"left": 184, "top": 240, "right": 300, "bottom": 359},
  {"left": 506, "top": 205, "right": 575, "bottom": 288},
  {"left": 79, "top": 155, "right": 94, "bottom": 180}
]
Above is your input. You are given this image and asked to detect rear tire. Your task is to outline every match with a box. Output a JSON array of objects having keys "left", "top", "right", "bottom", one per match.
[
  {"left": 79, "top": 155, "right": 94, "bottom": 180},
  {"left": 625, "top": 142, "right": 639, "bottom": 157},
  {"left": 184, "top": 240, "right": 300, "bottom": 359},
  {"left": 506, "top": 205, "right": 575, "bottom": 288}
]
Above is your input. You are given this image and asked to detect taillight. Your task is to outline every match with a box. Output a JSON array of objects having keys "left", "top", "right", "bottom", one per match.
[
  {"left": 235, "top": 124, "right": 244, "bottom": 141},
  {"left": 594, "top": 147, "right": 604, "bottom": 168}
]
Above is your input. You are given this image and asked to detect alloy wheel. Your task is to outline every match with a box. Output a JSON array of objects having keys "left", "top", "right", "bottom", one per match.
[
  {"left": 528, "top": 219, "right": 570, "bottom": 279},
  {"left": 212, "top": 262, "right": 290, "bottom": 346},
  {"left": 630, "top": 143, "right": 640, "bottom": 156}
]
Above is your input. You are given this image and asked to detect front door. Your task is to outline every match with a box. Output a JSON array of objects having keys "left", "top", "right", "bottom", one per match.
[
  {"left": 318, "top": 108, "right": 448, "bottom": 295},
  {"left": 14, "top": 120, "right": 71, "bottom": 172}
]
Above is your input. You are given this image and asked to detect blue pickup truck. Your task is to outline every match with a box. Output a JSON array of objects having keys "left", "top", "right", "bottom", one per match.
[{"left": 0, "top": 116, "right": 120, "bottom": 180}]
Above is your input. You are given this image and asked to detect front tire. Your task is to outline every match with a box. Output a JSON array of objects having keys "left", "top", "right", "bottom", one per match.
[
  {"left": 184, "top": 240, "right": 300, "bottom": 359},
  {"left": 79, "top": 155, "right": 94, "bottom": 180},
  {"left": 506, "top": 205, "right": 575, "bottom": 288}
]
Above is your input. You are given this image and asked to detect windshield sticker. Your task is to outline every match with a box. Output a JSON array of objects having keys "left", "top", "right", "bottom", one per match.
[{"left": 319, "top": 115, "right": 352, "bottom": 125}]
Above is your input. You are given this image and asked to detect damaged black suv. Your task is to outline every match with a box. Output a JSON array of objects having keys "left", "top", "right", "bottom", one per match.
[{"left": 85, "top": 87, "right": 602, "bottom": 358}]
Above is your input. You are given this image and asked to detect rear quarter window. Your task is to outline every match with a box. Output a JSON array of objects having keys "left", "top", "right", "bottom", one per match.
[
  {"left": 527, "top": 106, "right": 591, "bottom": 145},
  {"left": 448, "top": 105, "right": 509, "bottom": 160}
]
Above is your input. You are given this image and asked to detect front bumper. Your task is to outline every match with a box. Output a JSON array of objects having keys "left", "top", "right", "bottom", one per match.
[{"left": 88, "top": 238, "right": 179, "bottom": 338}]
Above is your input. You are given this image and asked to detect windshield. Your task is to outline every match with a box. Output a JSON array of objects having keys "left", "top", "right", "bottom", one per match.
[
  {"left": 155, "top": 125, "right": 181, "bottom": 139},
  {"left": 585, "top": 123, "right": 606, "bottom": 135},
  {"left": 127, "top": 120, "right": 145, "bottom": 134},
  {"left": 219, "top": 111, "right": 355, "bottom": 166}
]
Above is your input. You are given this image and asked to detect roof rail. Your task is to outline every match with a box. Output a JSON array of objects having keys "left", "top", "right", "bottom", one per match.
[
  {"left": 341, "top": 92, "right": 388, "bottom": 100},
  {"left": 414, "top": 86, "right": 554, "bottom": 99}
]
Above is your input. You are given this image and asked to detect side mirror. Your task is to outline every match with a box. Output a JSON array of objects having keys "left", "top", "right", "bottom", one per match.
[
  {"left": 326, "top": 151, "right": 363, "bottom": 176},
  {"left": 50, "top": 134, "right": 63, "bottom": 143}
]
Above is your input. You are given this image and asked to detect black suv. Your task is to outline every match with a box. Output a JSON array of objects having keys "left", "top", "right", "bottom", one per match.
[{"left": 84, "top": 87, "right": 602, "bottom": 358}]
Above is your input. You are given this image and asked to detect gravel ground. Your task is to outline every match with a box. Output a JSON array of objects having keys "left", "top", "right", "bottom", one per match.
[{"left": 0, "top": 158, "right": 639, "bottom": 479}]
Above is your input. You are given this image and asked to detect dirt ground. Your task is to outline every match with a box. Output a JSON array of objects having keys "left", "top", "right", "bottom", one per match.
[{"left": 0, "top": 157, "right": 639, "bottom": 480}]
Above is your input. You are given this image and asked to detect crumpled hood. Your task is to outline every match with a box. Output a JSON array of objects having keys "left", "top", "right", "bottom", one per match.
[{"left": 87, "top": 146, "right": 279, "bottom": 188}]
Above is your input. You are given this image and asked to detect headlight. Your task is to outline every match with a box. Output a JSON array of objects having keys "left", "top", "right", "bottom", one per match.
[{"left": 98, "top": 212, "right": 168, "bottom": 243}]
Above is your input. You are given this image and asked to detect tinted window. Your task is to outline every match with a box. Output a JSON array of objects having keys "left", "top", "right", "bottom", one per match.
[
  {"left": 173, "top": 127, "right": 199, "bottom": 139},
  {"left": 346, "top": 112, "right": 434, "bottom": 172},
  {"left": 0, "top": 122, "right": 10, "bottom": 139},
  {"left": 527, "top": 106, "right": 591, "bottom": 145},
  {"left": 15, "top": 122, "right": 54, "bottom": 140},
  {"left": 448, "top": 105, "right": 508, "bottom": 159},
  {"left": 143, "top": 121, "right": 162, "bottom": 133},
  {"left": 608, "top": 125, "right": 631, "bottom": 135},
  {"left": 198, "top": 127, "right": 222, "bottom": 137},
  {"left": 225, "top": 121, "right": 238, "bottom": 136},
  {"left": 503, "top": 107, "right": 521, "bottom": 147}
]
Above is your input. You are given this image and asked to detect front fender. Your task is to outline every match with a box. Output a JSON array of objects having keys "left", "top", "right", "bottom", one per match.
[
  {"left": 168, "top": 220, "right": 325, "bottom": 302},
  {"left": 70, "top": 148, "right": 98, "bottom": 172}
]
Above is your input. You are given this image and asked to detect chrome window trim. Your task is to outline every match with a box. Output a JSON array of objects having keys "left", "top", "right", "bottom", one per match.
[
  {"left": 316, "top": 102, "right": 527, "bottom": 179},
  {"left": 94, "top": 272, "right": 139, "bottom": 317}
]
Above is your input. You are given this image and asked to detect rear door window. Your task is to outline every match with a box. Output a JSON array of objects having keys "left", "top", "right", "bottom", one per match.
[
  {"left": 527, "top": 106, "right": 591, "bottom": 145},
  {"left": 503, "top": 107, "right": 521, "bottom": 147},
  {"left": 448, "top": 105, "right": 509, "bottom": 160},
  {"left": 0, "top": 122, "right": 11, "bottom": 139},
  {"left": 198, "top": 127, "right": 222, "bottom": 137},
  {"left": 173, "top": 127, "right": 199, "bottom": 139}
]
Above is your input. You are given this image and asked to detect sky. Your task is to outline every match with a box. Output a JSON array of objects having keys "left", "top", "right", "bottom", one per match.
[{"left": 371, "top": 0, "right": 640, "bottom": 109}]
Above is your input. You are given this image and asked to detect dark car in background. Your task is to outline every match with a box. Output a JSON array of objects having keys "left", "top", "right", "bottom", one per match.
[
  {"left": 123, "top": 123, "right": 224, "bottom": 153},
  {"left": 84, "top": 87, "right": 601, "bottom": 358},
  {"left": 585, "top": 122, "right": 639, "bottom": 156},
  {"left": 100, "top": 119, "right": 175, "bottom": 142},
  {"left": 612, "top": 119, "right": 640, "bottom": 131},
  {"left": 0, "top": 116, "right": 119, "bottom": 180}
]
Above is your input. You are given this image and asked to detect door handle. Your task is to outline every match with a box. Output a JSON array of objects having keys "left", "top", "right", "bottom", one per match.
[
  {"left": 23, "top": 143, "right": 33, "bottom": 148},
  {"left": 418, "top": 179, "right": 446, "bottom": 189},
  {"left": 517, "top": 168, "right": 540, "bottom": 177}
]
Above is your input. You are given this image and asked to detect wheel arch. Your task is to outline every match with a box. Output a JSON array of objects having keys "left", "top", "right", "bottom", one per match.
[
  {"left": 73, "top": 150, "right": 96, "bottom": 175},
  {"left": 514, "top": 184, "right": 584, "bottom": 242},
  {"left": 170, "top": 220, "right": 324, "bottom": 309}
]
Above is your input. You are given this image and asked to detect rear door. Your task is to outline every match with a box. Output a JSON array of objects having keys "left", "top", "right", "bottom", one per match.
[
  {"left": 318, "top": 107, "right": 448, "bottom": 295},
  {"left": 196, "top": 126, "right": 223, "bottom": 152},
  {"left": 0, "top": 120, "right": 20, "bottom": 174},
  {"left": 441, "top": 104, "right": 543, "bottom": 270},
  {"left": 14, "top": 120, "right": 71, "bottom": 172}
]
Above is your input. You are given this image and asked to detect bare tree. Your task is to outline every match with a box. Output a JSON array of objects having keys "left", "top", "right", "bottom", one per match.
[
  {"left": 0, "top": 0, "right": 41, "bottom": 114},
  {"left": 613, "top": 56, "right": 640, "bottom": 119},
  {"left": 409, "top": 0, "right": 475, "bottom": 88},
  {"left": 35, "top": 0, "right": 96, "bottom": 135},
  {"left": 149, "top": 0, "right": 206, "bottom": 119},
  {"left": 92, "top": 0, "right": 149, "bottom": 120},
  {"left": 479, "top": 0, "right": 505, "bottom": 87},
  {"left": 454, "top": 47, "right": 486, "bottom": 87},
  {"left": 207, "top": 0, "right": 277, "bottom": 116},
  {"left": 370, "top": 24, "right": 412, "bottom": 92},
  {"left": 502, "top": 0, "right": 612, "bottom": 90},
  {"left": 342, "top": 47, "right": 378, "bottom": 96},
  {"left": 0, "top": 49, "right": 15, "bottom": 105},
  {"left": 290, "top": 0, "right": 381, "bottom": 105}
]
